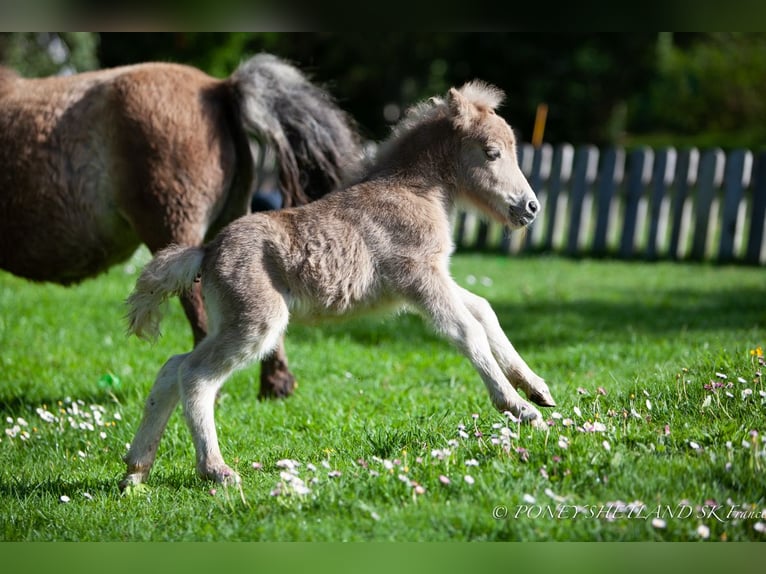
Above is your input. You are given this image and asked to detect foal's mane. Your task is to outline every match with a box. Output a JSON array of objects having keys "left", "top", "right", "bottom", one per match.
[
  {"left": 362, "top": 81, "right": 505, "bottom": 179},
  {"left": 391, "top": 80, "right": 505, "bottom": 140},
  {"left": 364, "top": 80, "right": 505, "bottom": 182}
]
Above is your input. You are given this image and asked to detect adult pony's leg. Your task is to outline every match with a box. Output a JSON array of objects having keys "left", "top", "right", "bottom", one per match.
[
  {"left": 120, "top": 353, "right": 187, "bottom": 489},
  {"left": 456, "top": 286, "right": 556, "bottom": 407},
  {"left": 259, "top": 341, "right": 296, "bottom": 399},
  {"left": 180, "top": 287, "right": 207, "bottom": 345}
]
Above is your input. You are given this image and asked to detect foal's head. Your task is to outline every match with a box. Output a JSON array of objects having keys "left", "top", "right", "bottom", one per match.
[{"left": 448, "top": 82, "right": 539, "bottom": 229}]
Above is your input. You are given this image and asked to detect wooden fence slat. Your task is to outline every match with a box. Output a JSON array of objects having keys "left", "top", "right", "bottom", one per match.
[
  {"left": 718, "top": 149, "right": 752, "bottom": 263},
  {"left": 566, "top": 145, "right": 599, "bottom": 256},
  {"left": 474, "top": 219, "right": 490, "bottom": 250},
  {"left": 592, "top": 147, "right": 625, "bottom": 256},
  {"left": 745, "top": 151, "right": 766, "bottom": 264},
  {"left": 646, "top": 148, "right": 677, "bottom": 260},
  {"left": 620, "top": 148, "right": 653, "bottom": 259},
  {"left": 541, "top": 144, "right": 575, "bottom": 251},
  {"left": 668, "top": 148, "right": 699, "bottom": 260},
  {"left": 690, "top": 148, "right": 725, "bottom": 261},
  {"left": 525, "top": 144, "right": 553, "bottom": 250}
]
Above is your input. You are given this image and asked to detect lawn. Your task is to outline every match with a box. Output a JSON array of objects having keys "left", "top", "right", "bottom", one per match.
[{"left": 0, "top": 248, "right": 764, "bottom": 541}]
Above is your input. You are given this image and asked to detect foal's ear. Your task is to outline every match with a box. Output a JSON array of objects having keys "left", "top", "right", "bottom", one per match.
[{"left": 448, "top": 87, "right": 478, "bottom": 131}]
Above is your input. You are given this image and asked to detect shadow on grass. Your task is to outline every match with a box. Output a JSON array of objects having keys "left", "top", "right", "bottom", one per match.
[
  {"left": 0, "top": 469, "right": 204, "bottom": 500},
  {"left": 491, "top": 284, "right": 764, "bottom": 347},
  {"left": 0, "top": 390, "right": 126, "bottom": 418},
  {"left": 294, "top": 284, "right": 764, "bottom": 349}
]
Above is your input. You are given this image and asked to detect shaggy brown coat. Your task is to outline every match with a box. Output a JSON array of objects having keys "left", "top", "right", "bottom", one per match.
[{"left": 0, "top": 54, "right": 362, "bottom": 397}]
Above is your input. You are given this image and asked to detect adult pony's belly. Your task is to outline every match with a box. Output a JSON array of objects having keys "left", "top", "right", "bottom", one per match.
[
  {"left": 0, "top": 188, "right": 141, "bottom": 285},
  {"left": 0, "top": 138, "right": 141, "bottom": 285},
  {"left": 0, "top": 70, "right": 142, "bottom": 284}
]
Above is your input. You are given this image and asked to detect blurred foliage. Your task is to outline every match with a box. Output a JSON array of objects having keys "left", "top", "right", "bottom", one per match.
[
  {"left": 2, "top": 32, "right": 766, "bottom": 150},
  {"left": 627, "top": 32, "right": 766, "bottom": 150},
  {"left": 0, "top": 33, "right": 99, "bottom": 76},
  {"left": 95, "top": 32, "right": 659, "bottom": 144}
]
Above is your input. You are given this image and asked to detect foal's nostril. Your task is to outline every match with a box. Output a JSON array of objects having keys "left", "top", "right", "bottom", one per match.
[{"left": 527, "top": 199, "right": 539, "bottom": 215}]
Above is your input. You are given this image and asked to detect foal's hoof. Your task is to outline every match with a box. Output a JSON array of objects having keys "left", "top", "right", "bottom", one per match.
[
  {"left": 530, "top": 415, "right": 550, "bottom": 431},
  {"left": 528, "top": 388, "right": 557, "bottom": 408},
  {"left": 499, "top": 401, "right": 547, "bottom": 430},
  {"left": 517, "top": 405, "right": 548, "bottom": 429},
  {"left": 119, "top": 471, "right": 148, "bottom": 492},
  {"left": 199, "top": 465, "right": 242, "bottom": 485}
]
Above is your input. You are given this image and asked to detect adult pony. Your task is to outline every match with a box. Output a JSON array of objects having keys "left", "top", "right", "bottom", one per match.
[
  {"left": 0, "top": 53, "right": 362, "bottom": 398},
  {"left": 121, "top": 81, "right": 557, "bottom": 488}
]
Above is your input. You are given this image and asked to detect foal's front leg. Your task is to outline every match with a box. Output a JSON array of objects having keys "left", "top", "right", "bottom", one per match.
[
  {"left": 457, "top": 286, "right": 556, "bottom": 407},
  {"left": 415, "top": 277, "right": 547, "bottom": 428}
]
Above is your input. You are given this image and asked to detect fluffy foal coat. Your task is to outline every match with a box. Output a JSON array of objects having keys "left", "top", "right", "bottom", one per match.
[{"left": 121, "top": 81, "right": 556, "bottom": 488}]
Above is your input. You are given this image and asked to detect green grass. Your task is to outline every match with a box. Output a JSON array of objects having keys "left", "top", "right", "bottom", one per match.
[{"left": 1, "top": 249, "right": 764, "bottom": 541}]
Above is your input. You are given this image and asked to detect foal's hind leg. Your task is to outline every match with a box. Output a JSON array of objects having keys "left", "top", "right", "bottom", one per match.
[
  {"left": 180, "top": 319, "right": 287, "bottom": 484},
  {"left": 457, "top": 286, "right": 556, "bottom": 407},
  {"left": 120, "top": 353, "right": 187, "bottom": 490}
]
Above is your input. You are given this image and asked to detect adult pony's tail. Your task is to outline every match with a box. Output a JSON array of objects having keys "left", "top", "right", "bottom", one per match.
[
  {"left": 228, "top": 53, "right": 363, "bottom": 206},
  {"left": 126, "top": 246, "right": 205, "bottom": 342}
]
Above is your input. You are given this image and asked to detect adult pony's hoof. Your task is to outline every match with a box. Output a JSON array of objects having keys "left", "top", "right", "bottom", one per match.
[{"left": 258, "top": 363, "right": 297, "bottom": 399}]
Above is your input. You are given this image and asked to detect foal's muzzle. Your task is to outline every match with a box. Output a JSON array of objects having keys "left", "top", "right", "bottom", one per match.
[{"left": 509, "top": 198, "right": 540, "bottom": 228}]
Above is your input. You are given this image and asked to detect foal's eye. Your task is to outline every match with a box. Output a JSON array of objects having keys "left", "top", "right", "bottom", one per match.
[{"left": 484, "top": 147, "right": 501, "bottom": 161}]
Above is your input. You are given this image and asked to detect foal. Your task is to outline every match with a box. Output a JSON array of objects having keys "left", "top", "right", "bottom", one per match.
[{"left": 121, "top": 81, "right": 556, "bottom": 489}]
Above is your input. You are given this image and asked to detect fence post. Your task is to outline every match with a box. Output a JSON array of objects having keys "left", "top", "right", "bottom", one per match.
[
  {"left": 718, "top": 149, "right": 752, "bottom": 263},
  {"left": 646, "top": 148, "right": 677, "bottom": 260},
  {"left": 745, "top": 150, "right": 766, "bottom": 264},
  {"left": 620, "top": 148, "right": 653, "bottom": 259},
  {"left": 690, "top": 149, "right": 725, "bottom": 261},
  {"left": 592, "top": 147, "right": 625, "bottom": 256},
  {"left": 566, "top": 146, "right": 599, "bottom": 256},
  {"left": 668, "top": 148, "right": 699, "bottom": 260},
  {"left": 541, "top": 143, "right": 574, "bottom": 252}
]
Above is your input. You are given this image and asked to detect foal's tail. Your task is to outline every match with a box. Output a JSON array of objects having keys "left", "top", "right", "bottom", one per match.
[
  {"left": 126, "top": 246, "right": 205, "bottom": 342},
  {"left": 228, "top": 53, "right": 363, "bottom": 206}
]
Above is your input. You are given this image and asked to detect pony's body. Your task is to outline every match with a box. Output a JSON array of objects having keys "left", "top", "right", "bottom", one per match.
[
  {"left": 0, "top": 63, "right": 234, "bottom": 282},
  {"left": 0, "top": 54, "right": 361, "bottom": 397},
  {"left": 122, "top": 81, "right": 556, "bottom": 488}
]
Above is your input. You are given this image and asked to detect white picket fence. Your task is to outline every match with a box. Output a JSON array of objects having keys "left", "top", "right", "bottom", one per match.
[{"left": 455, "top": 143, "right": 766, "bottom": 264}]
